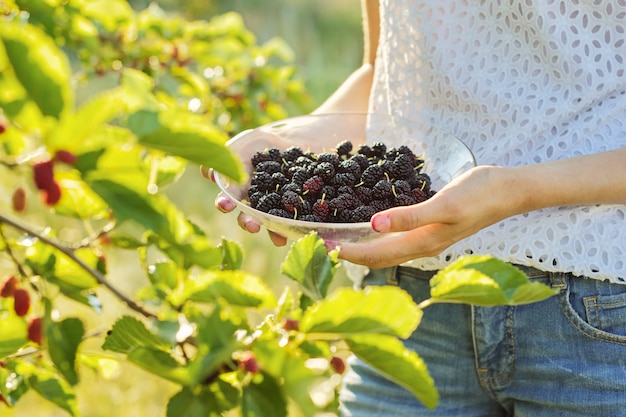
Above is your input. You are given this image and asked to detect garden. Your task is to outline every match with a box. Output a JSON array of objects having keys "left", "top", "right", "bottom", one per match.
[{"left": 0, "top": 1, "right": 556, "bottom": 416}]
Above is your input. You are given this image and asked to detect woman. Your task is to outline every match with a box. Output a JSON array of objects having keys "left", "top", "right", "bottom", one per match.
[{"left": 216, "top": 1, "right": 626, "bottom": 415}]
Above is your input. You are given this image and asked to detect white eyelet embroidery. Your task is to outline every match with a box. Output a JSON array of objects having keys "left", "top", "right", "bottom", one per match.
[{"left": 367, "top": 0, "right": 626, "bottom": 283}]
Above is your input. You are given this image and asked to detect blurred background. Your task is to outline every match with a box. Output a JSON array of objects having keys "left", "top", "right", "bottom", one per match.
[{"left": 2, "top": 1, "right": 362, "bottom": 416}]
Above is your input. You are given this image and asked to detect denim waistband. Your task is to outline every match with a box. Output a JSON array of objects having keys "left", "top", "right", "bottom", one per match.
[{"left": 372, "top": 264, "right": 570, "bottom": 290}]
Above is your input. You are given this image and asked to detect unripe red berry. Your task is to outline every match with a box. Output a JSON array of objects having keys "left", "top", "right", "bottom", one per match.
[
  {"left": 11, "top": 187, "right": 26, "bottom": 212},
  {"left": 44, "top": 181, "right": 62, "bottom": 206},
  {"left": 282, "top": 319, "right": 299, "bottom": 331},
  {"left": 12, "top": 288, "right": 30, "bottom": 317},
  {"left": 28, "top": 317, "right": 43, "bottom": 345},
  {"left": 0, "top": 122, "right": 6, "bottom": 134},
  {"left": 33, "top": 160, "right": 55, "bottom": 190},
  {"left": 238, "top": 351, "right": 260, "bottom": 374},
  {"left": 54, "top": 150, "right": 76, "bottom": 165},
  {"left": 0, "top": 276, "right": 18, "bottom": 298},
  {"left": 330, "top": 356, "right": 346, "bottom": 375}
]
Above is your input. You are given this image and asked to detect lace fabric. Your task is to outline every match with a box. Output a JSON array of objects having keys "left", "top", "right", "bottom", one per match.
[{"left": 366, "top": 0, "right": 626, "bottom": 283}]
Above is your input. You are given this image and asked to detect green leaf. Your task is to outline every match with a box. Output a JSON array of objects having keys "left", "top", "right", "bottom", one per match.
[
  {"left": 102, "top": 316, "right": 171, "bottom": 354},
  {"left": 108, "top": 234, "right": 146, "bottom": 249},
  {"left": 0, "top": 22, "right": 73, "bottom": 119},
  {"left": 24, "top": 243, "right": 100, "bottom": 309},
  {"left": 0, "top": 314, "right": 28, "bottom": 358},
  {"left": 55, "top": 249, "right": 100, "bottom": 288},
  {"left": 53, "top": 175, "right": 109, "bottom": 219},
  {"left": 47, "top": 318, "right": 85, "bottom": 386},
  {"left": 430, "top": 255, "right": 558, "bottom": 306},
  {"left": 181, "top": 270, "right": 276, "bottom": 308},
  {"left": 242, "top": 372, "right": 288, "bottom": 417},
  {"left": 281, "top": 356, "right": 320, "bottom": 417},
  {"left": 0, "top": 365, "right": 29, "bottom": 406},
  {"left": 220, "top": 238, "right": 243, "bottom": 270},
  {"left": 120, "top": 68, "right": 159, "bottom": 112},
  {"left": 300, "top": 286, "right": 422, "bottom": 339},
  {"left": 128, "top": 109, "right": 246, "bottom": 183},
  {"left": 281, "top": 233, "right": 338, "bottom": 299},
  {"left": 187, "top": 306, "right": 244, "bottom": 386},
  {"left": 127, "top": 347, "right": 191, "bottom": 386},
  {"left": 46, "top": 85, "right": 139, "bottom": 151},
  {"left": 80, "top": 0, "right": 133, "bottom": 32},
  {"left": 89, "top": 179, "right": 222, "bottom": 269},
  {"left": 166, "top": 387, "right": 225, "bottom": 417},
  {"left": 89, "top": 179, "right": 168, "bottom": 231},
  {"left": 26, "top": 366, "right": 80, "bottom": 417},
  {"left": 148, "top": 259, "right": 178, "bottom": 290},
  {"left": 346, "top": 334, "right": 438, "bottom": 409}
]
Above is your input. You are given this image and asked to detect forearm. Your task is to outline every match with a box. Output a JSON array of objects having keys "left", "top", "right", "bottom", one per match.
[
  {"left": 502, "top": 146, "right": 626, "bottom": 215},
  {"left": 312, "top": 63, "right": 374, "bottom": 114}
]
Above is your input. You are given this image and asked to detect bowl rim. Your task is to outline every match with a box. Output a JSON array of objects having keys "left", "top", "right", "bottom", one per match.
[{"left": 213, "top": 112, "right": 476, "bottom": 233}]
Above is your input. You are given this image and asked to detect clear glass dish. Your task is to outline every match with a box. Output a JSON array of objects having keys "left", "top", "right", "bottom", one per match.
[{"left": 214, "top": 113, "right": 476, "bottom": 243}]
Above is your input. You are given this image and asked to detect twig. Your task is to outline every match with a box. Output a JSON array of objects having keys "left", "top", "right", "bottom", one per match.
[
  {"left": 0, "top": 212, "right": 157, "bottom": 319},
  {"left": 0, "top": 224, "right": 29, "bottom": 278}
]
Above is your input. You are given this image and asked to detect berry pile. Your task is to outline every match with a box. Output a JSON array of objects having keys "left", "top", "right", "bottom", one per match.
[{"left": 245, "top": 140, "right": 436, "bottom": 223}]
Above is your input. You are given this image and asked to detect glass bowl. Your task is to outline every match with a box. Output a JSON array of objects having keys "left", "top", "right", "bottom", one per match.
[{"left": 214, "top": 113, "right": 476, "bottom": 243}]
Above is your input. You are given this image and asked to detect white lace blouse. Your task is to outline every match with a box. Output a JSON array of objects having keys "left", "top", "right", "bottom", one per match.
[{"left": 367, "top": 0, "right": 626, "bottom": 283}]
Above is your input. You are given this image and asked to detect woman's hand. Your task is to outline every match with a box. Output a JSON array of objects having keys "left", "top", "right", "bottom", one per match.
[
  {"left": 329, "top": 165, "right": 514, "bottom": 268},
  {"left": 205, "top": 167, "right": 289, "bottom": 247},
  {"left": 332, "top": 146, "right": 626, "bottom": 269}
]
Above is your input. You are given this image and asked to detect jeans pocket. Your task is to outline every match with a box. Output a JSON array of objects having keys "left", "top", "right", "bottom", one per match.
[
  {"left": 561, "top": 274, "right": 626, "bottom": 344},
  {"left": 584, "top": 292, "right": 626, "bottom": 337}
]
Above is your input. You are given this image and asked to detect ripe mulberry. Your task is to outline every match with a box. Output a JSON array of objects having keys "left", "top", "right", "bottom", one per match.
[
  {"left": 335, "top": 140, "right": 353, "bottom": 157},
  {"left": 282, "top": 190, "right": 305, "bottom": 213},
  {"left": 256, "top": 192, "right": 282, "bottom": 213},
  {"left": 303, "top": 175, "right": 324, "bottom": 195},
  {"left": 314, "top": 162, "right": 335, "bottom": 181},
  {"left": 317, "top": 152, "right": 340, "bottom": 167},
  {"left": 282, "top": 146, "right": 304, "bottom": 162},
  {"left": 255, "top": 160, "right": 282, "bottom": 175},
  {"left": 339, "top": 159, "right": 362, "bottom": 179},
  {"left": 245, "top": 140, "right": 436, "bottom": 224},
  {"left": 361, "top": 165, "right": 384, "bottom": 187},
  {"left": 331, "top": 172, "right": 356, "bottom": 187},
  {"left": 312, "top": 198, "right": 330, "bottom": 221},
  {"left": 373, "top": 180, "right": 393, "bottom": 200},
  {"left": 352, "top": 205, "right": 377, "bottom": 222},
  {"left": 268, "top": 208, "right": 292, "bottom": 219}
]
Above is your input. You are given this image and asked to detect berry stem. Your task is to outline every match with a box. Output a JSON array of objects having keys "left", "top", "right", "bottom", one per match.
[{"left": 0, "top": 213, "right": 157, "bottom": 319}]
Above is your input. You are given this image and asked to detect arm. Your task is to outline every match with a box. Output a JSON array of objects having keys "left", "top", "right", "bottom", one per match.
[{"left": 333, "top": 147, "right": 626, "bottom": 268}]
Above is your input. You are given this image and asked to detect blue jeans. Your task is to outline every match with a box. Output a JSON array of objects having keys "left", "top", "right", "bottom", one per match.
[{"left": 339, "top": 265, "right": 626, "bottom": 416}]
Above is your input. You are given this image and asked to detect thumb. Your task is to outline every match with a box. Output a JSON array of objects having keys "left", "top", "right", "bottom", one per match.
[{"left": 371, "top": 200, "right": 438, "bottom": 233}]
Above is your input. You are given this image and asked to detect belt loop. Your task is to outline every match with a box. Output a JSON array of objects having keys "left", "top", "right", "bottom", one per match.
[
  {"left": 549, "top": 272, "right": 567, "bottom": 290},
  {"left": 386, "top": 265, "right": 399, "bottom": 285}
]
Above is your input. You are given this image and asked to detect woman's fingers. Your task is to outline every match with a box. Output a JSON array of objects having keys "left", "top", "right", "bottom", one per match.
[
  {"left": 237, "top": 212, "right": 261, "bottom": 233},
  {"left": 268, "top": 231, "right": 288, "bottom": 247},
  {"left": 200, "top": 165, "right": 216, "bottom": 182},
  {"left": 215, "top": 193, "right": 236, "bottom": 213},
  {"left": 370, "top": 197, "right": 441, "bottom": 232},
  {"left": 332, "top": 223, "right": 451, "bottom": 268}
]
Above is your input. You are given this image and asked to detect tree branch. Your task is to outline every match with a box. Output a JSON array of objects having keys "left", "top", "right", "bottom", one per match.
[{"left": 0, "top": 212, "right": 157, "bottom": 319}]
